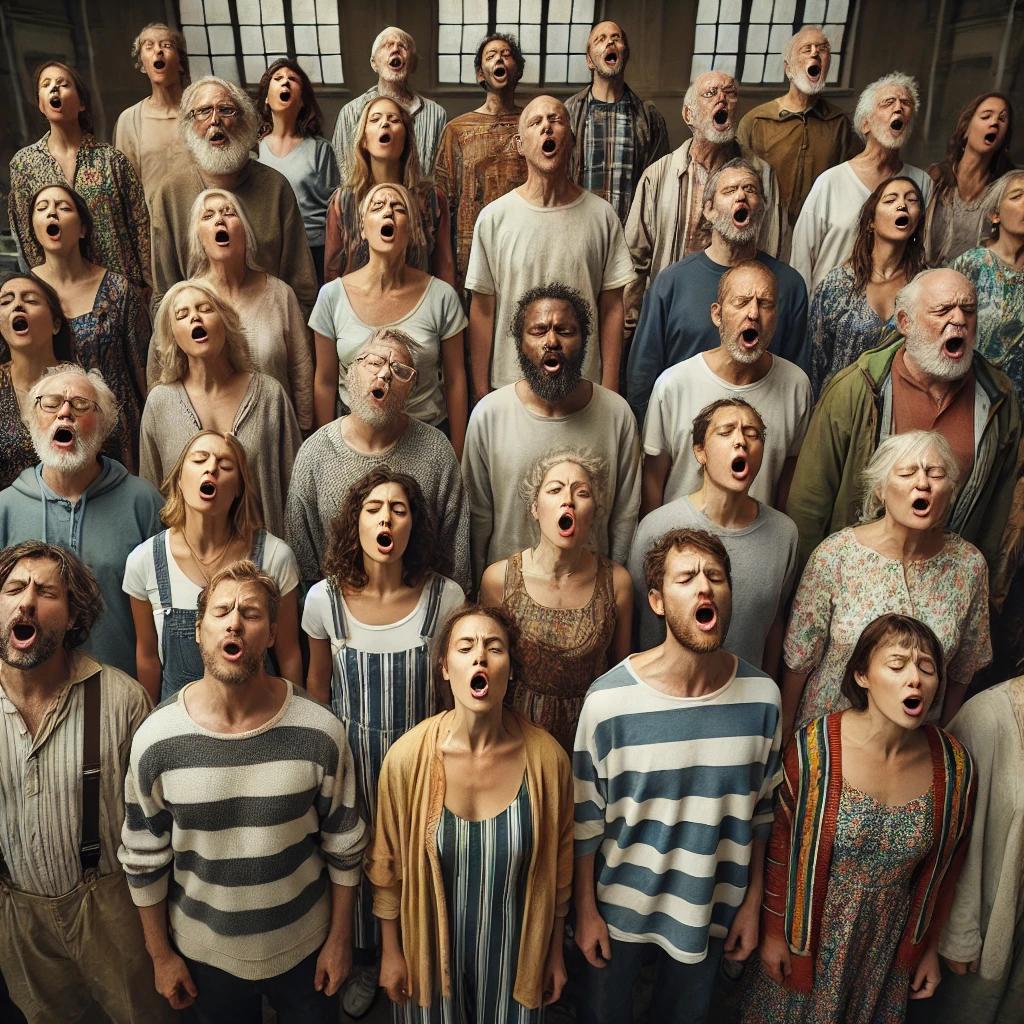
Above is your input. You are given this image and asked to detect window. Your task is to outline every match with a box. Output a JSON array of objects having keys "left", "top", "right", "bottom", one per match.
[
  {"left": 437, "top": 0, "right": 596, "bottom": 86},
  {"left": 177, "top": 0, "right": 344, "bottom": 85},
  {"left": 692, "top": 0, "right": 853, "bottom": 85}
]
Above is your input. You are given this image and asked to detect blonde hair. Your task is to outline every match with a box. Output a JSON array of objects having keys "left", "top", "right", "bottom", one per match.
[
  {"left": 345, "top": 96, "right": 426, "bottom": 201},
  {"left": 159, "top": 429, "right": 264, "bottom": 539},
  {"left": 860, "top": 430, "right": 961, "bottom": 521},
  {"left": 197, "top": 559, "right": 280, "bottom": 625},
  {"left": 358, "top": 181, "right": 427, "bottom": 255},
  {"left": 151, "top": 280, "right": 253, "bottom": 385},
  {"left": 520, "top": 448, "right": 608, "bottom": 542},
  {"left": 186, "top": 189, "right": 262, "bottom": 278}
]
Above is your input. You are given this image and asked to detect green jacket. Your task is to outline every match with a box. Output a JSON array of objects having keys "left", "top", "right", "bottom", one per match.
[{"left": 788, "top": 338, "right": 1022, "bottom": 589}]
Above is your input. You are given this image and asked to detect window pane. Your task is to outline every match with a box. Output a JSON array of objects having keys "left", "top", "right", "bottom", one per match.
[
  {"left": 693, "top": 24, "right": 717, "bottom": 51},
  {"left": 321, "top": 53, "right": 344, "bottom": 83},
  {"left": 294, "top": 24, "right": 317, "bottom": 51},
  {"left": 264, "top": 25, "right": 286, "bottom": 51},
  {"left": 764, "top": 53, "right": 785, "bottom": 80},
  {"left": 521, "top": 0, "right": 541, "bottom": 20},
  {"left": 824, "top": 23, "right": 845, "bottom": 47},
  {"left": 719, "top": 0, "right": 742, "bottom": 21},
  {"left": 209, "top": 25, "right": 236, "bottom": 52},
  {"left": 293, "top": 0, "right": 315, "bottom": 19},
  {"left": 568, "top": 54, "right": 589, "bottom": 81},
  {"left": 318, "top": 24, "right": 340, "bottom": 52},
  {"left": 496, "top": 0, "right": 520, "bottom": 15},
  {"left": 438, "top": 55, "right": 461, "bottom": 82},
  {"left": 570, "top": 23, "right": 590, "bottom": 51},
  {"left": 546, "top": 54, "right": 568, "bottom": 82},
  {"left": 774, "top": 0, "right": 796, "bottom": 18},
  {"left": 827, "top": 54, "right": 840, "bottom": 82},
  {"left": 465, "top": 0, "right": 488, "bottom": 21},
  {"left": 212, "top": 54, "right": 240, "bottom": 81},
  {"left": 262, "top": 0, "right": 285, "bottom": 22},
  {"left": 520, "top": 59, "right": 540, "bottom": 84},
  {"left": 239, "top": 25, "right": 262, "bottom": 51},
  {"left": 463, "top": 55, "right": 478, "bottom": 83},
  {"left": 205, "top": 0, "right": 231, "bottom": 20},
  {"left": 236, "top": 0, "right": 261, "bottom": 23},
  {"left": 519, "top": 24, "right": 540, "bottom": 50},
  {"left": 750, "top": 0, "right": 773, "bottom": 20},
  {"left": 574, "top": 0, "right": 595, "bottom": 19},
  {"left": 316, "top": 0, "right": 339, "bottom": 21},
  {"left": 547, "top": 24, "right": 569, "bottom": 51},
  {"left": 804, "top": 0, "right": 827, "bottom": 19},
  {"left": 438, "top": 24, "right": 462, "bottom": 51},
  {"left": 769, "top": 24, "right": 791, "bottom": 50},
  {"left": 243, "top": 54, "right": 266, "bottom": 83},
  {"left": 712, "top": 53, "right": 737, "bottom": 74},
  {"left": 718, "top": 23, "right": 739, "bottom": 51},
  {"left": 696, "top": 0, "right": 719, "bottom": 20},
  {"left": 192, "top": 55, "right": 214, "bottom": 77},
  {"left": 297, "top": 54, "right": 320, "bottom": 80},
  {"left": 180, "top": 0, "right": 204, "bottom": 21},
  {"left": 462, "top": 24, "right": 487, "bottom": 50},
  {"left": 690, "top": 53, "right": 714, "bottom": 76},
  {"left": 184, "top": 25, "right": 209, "bottom": 54},
  {"left": 746, "top": 23, "right": 769, "bottom": 50},
  {"left": 549, "top": 0, "right": 572, "bottom": 21},
  {"left": 742, "top": 53, "right": 765, "bottom": 82},
  {"left": 438, "top": 0, "right": 462, "bottom": 20},
  {"left": 828, "top": 0, "right": 849, "bottom": 19}
]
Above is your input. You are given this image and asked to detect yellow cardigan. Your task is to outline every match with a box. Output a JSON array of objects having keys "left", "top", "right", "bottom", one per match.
[{"left": 366, "top": 709, "right": 573, "bottom": 1009}]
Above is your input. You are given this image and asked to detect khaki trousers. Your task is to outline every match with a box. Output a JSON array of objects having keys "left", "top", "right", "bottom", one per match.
[{"left": 0, "top": 871, "right": 176, "bottom": 1024}]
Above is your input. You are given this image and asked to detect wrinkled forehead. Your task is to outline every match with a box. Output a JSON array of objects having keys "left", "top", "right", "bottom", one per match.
[
  {"left": 918, "top": 272, "right": 976, "bottom": 309},
  {"left": 525, "top": 296, "right": 579, "bottom": 328},
  {"left": 43, "top": 372, "right": 96, "bottom": 400},
  {"left": 194, "top": 83, "right": 232, "bottom": 108},
  {"left": 206, "top": 579, "right": 269, "bottom": 612},
  {"left": 875, "top": 85, "right": 913, "bottom": 108},
  {"left": 173, "top": 285, "right": 214, "bottom": 312},
  {"left": 375, "top": 29, "right": 413, "bottom": 52},
  {"left": 695, "top": 70, "right": 736, "bottom": 94},
  {"left": 140, "top": 27, "right": 173, "bottom": 45},
  {"left": 521, "top": 96, "right": 567, "bottom": 126},
  {"left": 708, "top": 403, "right": 763, "bottom": 432},
  {"left": 665, "top": 544, "right": 726, "bottom": 576},
  {"left": 589, "top": 20, "right": 624, "bottom": 44},
  {"left": 5, "top": 556, "right": 66, "bottom": 591},
  {"left": 723, "top": 265, "right": 776, "bottom": 300},
  {"left": 791, "top": 27, "right": 828, "bottom": 51},
  {"left": 357, "top": 338, "right": 413, "bottom": 365},
  {"left": 715, "top": 168, "right": 760, "bottom": 193}
]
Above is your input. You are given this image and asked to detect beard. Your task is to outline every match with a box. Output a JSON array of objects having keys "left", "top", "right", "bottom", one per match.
[
  {"left": 186, "top": 127, "right": 253, "bottom": 176},
  {"left": 903, "top": 323, "right": 973, "bottom": 382},
  {"left": 30, "top": 421, "right": 104, "bottom": 475},
  {"left": 706, "top": 207, "right": 761, "bottom": 245},
  {"left": 692, "top": 108, "right": 736, "bottom": 145},
  {"left": 788, "top": 68, "right": 827, "bottom": 96},
  {"left": 872, "top": 120, "right": 914, "bottom": 151},
  {"left": 0, "top": 619, "right": 63, "bottom": 670},
  {"left": 723, "top": 334, "right": 767, "bottom": 365},
  {"left": 345, "top": 362, "right": 404, "bottom": 428},
  {"left": 517, "top": 344, "right": 586, "bottom": 403},
  {"left": 664, "top": 602, "right": 731, "bottom": 654},
  {"left": 200, "top": 642, "right": 262, "bottom": 685}
]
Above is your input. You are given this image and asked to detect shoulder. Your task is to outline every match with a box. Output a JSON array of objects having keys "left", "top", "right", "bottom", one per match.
[
  {"left": 402, "top": 416, "right": 458, "bottom": 456},
  {"left": 740, "top": 99, "right": 778, "bottom": 124},
  {"left": 767, "top": 355, "right": 811, "bottom": 390},
  {"left": 119, "top": 470, "right": 164, "bottom": 507},
  {"left": 757, "top": 503, "right": 799, "bottom": 543},
  {"left": 589, "top": 383, "right": 635, "bottom": 419},
  {"left": 636, "top": 498, "right": 700, "bottom": 546},
  {"left": 758, "top": 252, "right": 808, "bottom": 292},
  {"left": 637, "top": 150, "right": 673, "bottom": 184},
  {"left": 382, "top": 713, "right": 442, "bottom": 767},
  {"left": 973, "top": 351, "right": 1018, "bottom": 401},
  {"left": 253, "top": 370, "right": 291, "bottom": 405},
  {"left": 99, "top": 661, "right": 152, "bottom": 707},
  {"left": 421, "top": 96, "right": 448, "bottom": 119},
  {"left": 586, "top": 658, "right": 638, "bottom": 698},
  {"left": 941, "top": 532, "right": 988, "bottom": 572},
  {"left": 470, "top": 383, "right": 516, "bottom": 420},
  {"left": 732, "top": 659, "right": 782, "bottom": 707}
]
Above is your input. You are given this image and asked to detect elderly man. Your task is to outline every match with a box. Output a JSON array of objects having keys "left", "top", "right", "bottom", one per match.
[
  {"left": 624, "top": 70, "right": 784, "bottom": 331},
  {"left": 120, "top": 561, "right": 366, "bottom": 1023},
  {"left": 791, "top": 71, "right": 933, "bottom": 294},
  {"left": 331, "top": 27, "right": 447, "bottom": 176},
  {"left": 285, "top": 328, "right": 469, "bottom": 591},
  {"left": 0, "top": 365, "right": 162, "bottom": 676},
  {"left": 462, "top": 282, "right": 640, "bottom": 582},
  {"left": 641, "top": 260, "right": 811, "bottom": 516},
  {"left": 0, "top": 543, "right": 171, "bottom": 1024},
  {"left": 788, "top": 269, "right": 1020, "bottom": 580},
  {"left": 628, "top": 159, "right": 808, "bottom": 422},
  {"left": 148, "top": 75, "right": 316, "bottom": 315},
  {"left": 434, "top": 32, "right": 527, "bottom": 290},
  {"left": 466, "top": 95, "right": 634, "bottom": 400},
  {"left": 564, "top": 20, "right": 669, "bottom": 223},
  {"left": 737, "top": 25, "right": 858, "bottom": 231}
]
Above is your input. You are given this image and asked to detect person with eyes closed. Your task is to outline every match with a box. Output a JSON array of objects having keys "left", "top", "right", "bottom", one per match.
[
  {"left": 29, "top": 183, "right": 149, "bottom": 472},
  {"left": 311, "top": 181, "right": 467, "bottom": 454},
  {"left": 480, "top": 449, "right": 632, "bottom": 755},
  {"left": 808, "top": 175, "right": 926, "bottom": 398},
  {"left": 782, "top": 430, "right": 991, "bottom": 744},
  {"left": 744, "top": 613, "right": 975, "bottom": 1024},
  {"left": 124, "top": 429, "right": 301, "bottom": 703},
  {"left": 367, "top": 604, "right": 573, "bottom": 1022},
  {"left": 0, "top": 272, "right": 74, "bottom": 489},
  {"left": 140, "top": 280, "right": 301, "bottom": 536},
  {"left": 302, "top": 467, "right": 463, "bottom": 1018}
]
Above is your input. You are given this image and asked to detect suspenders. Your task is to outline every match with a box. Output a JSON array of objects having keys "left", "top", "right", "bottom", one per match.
[{"left": 79, "top": 672, "right": 102, "bottom": 873}]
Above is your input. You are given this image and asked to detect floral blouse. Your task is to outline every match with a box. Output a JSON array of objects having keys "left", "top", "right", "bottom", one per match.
[
  {"left": 0, "top": 366, "right": 37, "bottom": 490},
  {"left": 8, "top": 133, "right": 150, "bottom": 292},
  {"left": 784, "top": 528, "right": 991, "bottom": 726}
]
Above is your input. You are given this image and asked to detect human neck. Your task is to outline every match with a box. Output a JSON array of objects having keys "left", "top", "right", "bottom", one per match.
[
  {"left": 46, "top": 120, "right": 83, "bottom": 152},
  {"left": 705, "top": 233, "right": 757, "bottom": 266},
  {"left": 148, "top": 79, "right": 183, "bottom": 113},
  {"left": 446, "top": 702, "right": 510, "bottom": 754},
  {"left": 518, "top": 167, "right": 579, "bottom": 207},
  {"left": 359, "top": 554, "right": 406, "bottom": 596},
  {"left": 43, "top": 246, "right": 91, "bottom": 285},
  {"left": 195, "top": 159, "right": 246, "bottom": 190},
  {"left": 515, "top": 377, "right": 591, "bottom": 418},
  {"left": 528, "top": 536, "right": 586, "bottom": 578},
  {"left": 862, "top": 512, "right": 942, "bottom": 561},
  {"left": 689, "top": 477, "right": 757, "bottom": 528},
  {"left": 845, "top": 705, "right": 916, "bottom": 759},
  {"left": 643, "top": 639, "right": 731, "bottom": 699},
  {"left": 369, "top": 153, "right": 402, "bottom": 184},
  {"left": 204, "top": 258, "right": 250, "bottom": 296},
  {"left": 0, "top": 650, "right": 71, "bottom": 709},
  {"left": 478, "top": 87, "right": 518, "bottom": 115},
  {"left": 341, "top": 412, "right": 407, "bottom": 454},
  {"left": 270, "top": 105, "right": 300, "bottom": 139},
  {"left": 362, "top": 249, "right": 407, "bottom": 291},
  {"left": 194, "top": 671, "right": 283, "bottom": 730},
  {"left": 689, "top": 135, "right": 728, "bottom": 169},
  {"left": 9, "top": 343, "right": 57, "bottom": 392},
  {"left": 377, "top": 76, "right": 415, "bottom": 106},
  {"left": 991, "top": 229, "right": 1024, "bottom": 269},
  {"left": 41, "top": 455, "right": 103, "bottom": 500},
  {"left": 901, "top": 348, "right": 961, "bottom": 404},
  {"left": 956, "top": 147, "right": 991, "bottom": 198},
  {"left": 590, "top": 74, "right": 625, "bottom": 103},
  {"left": 180, "top": 507, "right": 234, "bottom": 555},
  {"left": 871, "top": 236, "right": 906, "bottom": 278},
  {"left": 782, "top": 81, "right": 816, "bottom": 112},
  {"left": 186, "top": 353, "right": 236, "bottom": 391},
  {"left": 854, "top": 138, "right": 903, "bottom": 177},
  {"left": 704, "top": 346, "right": 771, "bottom": 386}
]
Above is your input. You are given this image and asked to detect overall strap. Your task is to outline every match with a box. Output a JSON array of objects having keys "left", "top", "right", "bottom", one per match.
[
  {"left": 80, "top": 672, "right": 102, "bottom": 872},
  {"left": 327, "top": 584, "right": 349, "bottom": 644},
  {"left": 250, "top": 528, "right": 268, "bottom": 565},
  {"left": 419, "top": 574, "right": 446, "bottom": 642},
  {"left": 152, "top": 531, "right": 173, "bottom": 611}
]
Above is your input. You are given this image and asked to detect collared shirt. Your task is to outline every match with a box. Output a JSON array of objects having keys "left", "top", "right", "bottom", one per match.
[
  {"left": 0, "top": 654, "right": 150, "bottom": 896},
  {"left": 580, "top": 95, "right": 636, "bottom": 223}
]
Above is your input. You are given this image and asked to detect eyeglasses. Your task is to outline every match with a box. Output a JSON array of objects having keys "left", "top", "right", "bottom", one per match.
[
  {"left": 35, "top": 394, "right": 100, "bottom": 414},
  {"left": 700, "top": 86, "right": 738, "bottom": 101},
  {"left": 797, "top": 42, "right": 831, "bottom": 55},
  {"left": 187, "top": 104, "right": 239, "bottom": 122},
  {"left": 355, "top": 352, "right": 416, "bottom": 382}
]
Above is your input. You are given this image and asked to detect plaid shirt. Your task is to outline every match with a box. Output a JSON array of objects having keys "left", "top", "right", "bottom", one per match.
[{"left": 580, "top": 95, "right": 636, "bottom": 223}]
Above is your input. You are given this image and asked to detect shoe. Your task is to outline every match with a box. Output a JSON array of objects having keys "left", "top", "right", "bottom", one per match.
[{"left": 341, "top": 965, "right": 379, "bottom": 1019}]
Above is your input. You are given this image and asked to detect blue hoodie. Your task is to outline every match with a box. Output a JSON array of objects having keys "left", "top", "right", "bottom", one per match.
[{"left": 0, "top": 457, "right": 163, "bottom": 675}]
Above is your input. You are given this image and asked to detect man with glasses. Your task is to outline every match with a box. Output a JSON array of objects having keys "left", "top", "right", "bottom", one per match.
[
  {"left": 148, "top": 75, "right": 317, "bottom": 316},
  {"left": 738, "top": 26, "right": 858, "bottom": 234},
  {"left": 624, "top": 70, "right": 783, "bottom": 333},
  {"left": 285, "top": 328, "right": 470, "bottom": 591},
  {"left": 0, "top": 365, "right": 162, "bottom": 676}
]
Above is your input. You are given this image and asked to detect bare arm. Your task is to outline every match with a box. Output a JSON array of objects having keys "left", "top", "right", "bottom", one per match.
[
  {"left": 431, "top": 198, "right": 456, "bottom": 287},
  {"left": 774, "top": 455, "right": 797, "bottom": 513},
  {"left": 780, "top": 667, "right": 810, "bottom": 745},
  {"left": 611, "top": 564, "right": 633, "bottom": 664},
  {"left": 273, "top": 587, "right": 303, "bottom": 687},
  {"left": 137, "top": 902, "right": 197, "bottom": 1010},
  {"left": 441, "top": 331, "right": 469, "bottom": 460},
  {"left": 573, "top": 851, "right": 611, "bottom": 968},
  {"left": 598, "top": 287, "right": 625, "bottom": 393},
  {"left": 724, "top": 836, "right": 766, "bottom": 961},
  {"left": 479, "top": 560, "right": 507, "bottom": 607},
  {"left": 379, "top": 916, "right": 410, "bottom": 1004},
  {"left": 130, "top": 597, "right": 162, "bottom": 704},
  {"left": 314, "top": 331, "right": 340, "bottom": 428},
  {"left": 468, "top": 292, "right": 495, "bottom": 404},
  {"left": 306, "top": 636, "right": 333, "bottom": 705},
  {"left": 640, "top": 453, "right": 671, "bottom": 518},
  {"left": 314, "top": 882, "right": 357, "bottom": 996}
]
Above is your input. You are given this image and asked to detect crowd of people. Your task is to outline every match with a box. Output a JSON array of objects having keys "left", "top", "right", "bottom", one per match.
[{"left": 1, "top": 15, "right": 1022, "bottom": 1024}]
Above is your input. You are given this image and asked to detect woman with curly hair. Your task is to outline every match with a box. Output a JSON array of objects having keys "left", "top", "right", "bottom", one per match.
[
  {"left": 302, "top": 466, "right": 464, "bottom": 1017},
  {"left": 255, "top": 58, "right": 339, "bottom": 284}
]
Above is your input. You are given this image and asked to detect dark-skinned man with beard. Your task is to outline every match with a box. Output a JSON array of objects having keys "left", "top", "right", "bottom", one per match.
[
  {"left": 462, "top": 282, "right": 640, "bottom": 583},
  {"left": 573, "top": 528, "right": 782, "bottom": 1024}
]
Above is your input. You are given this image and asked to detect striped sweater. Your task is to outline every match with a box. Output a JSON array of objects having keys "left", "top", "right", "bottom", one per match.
[
  {"left": 118, "top": 681, "right": 368, "bottom": 980},
  {"left": 574, "top": 655, "right": 782, "bottom": 963}
]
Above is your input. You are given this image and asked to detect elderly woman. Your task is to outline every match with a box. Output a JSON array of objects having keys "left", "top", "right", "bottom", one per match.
[
  {"left": 744, "top": 613, "right": 975, "bottom": 1023},
  {"left": 0, "top": 272, "right": 74, "bottom": 488},
  {"left": 808, "top": 176, "right": 926, "bottom": 397},
  {"left": 924, "top": 93, "right": 1014, "bottom": 266},
  {"left": 310, "top": 181, "right": 468, "bottom": 453},
  {"left": 368, "top": 604, "right": 573, "bottom": 1022},
  {"left": 8, "top": 61, "right": 150, "bottom": 293},
  {"left": 152, "top": 187, "right": 315, "bottom": 430},
  {"left": 124, "top": 429, "right": 301, "bottom": 702},
  {"left": 113, "top": 22, "right": 190, "bottom": 198},
  {"left": 323, "top": 96, "right": 454, "bottom": 284},
  {"left": 781, "top": 430, "right": 991, "bottom": 740},
  {"left": 30, "top": 183, "right": 149, "bottom": 471},
  {"left": 480, "top": 449, "right": 631, "bottom": 754},
  {"left": 256, "top": 59, "right": 339, "bottom": 283},
  {"left": 140, "top": 279, "right": 301, "bottom": 535}
]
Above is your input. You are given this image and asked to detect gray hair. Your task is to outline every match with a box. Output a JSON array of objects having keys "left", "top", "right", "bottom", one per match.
[
  {"left": 178, "top": 76, "right": 259, "bottom": 147},
  {"left": 860, "top": 430, "right": 960, "bottom": 521},
  {"left": 894, "top": 268, "right": 974, "bottom": 322},
  {"left": 130, "top": 22, "right": 190, "bottom": 83},
  {"left": 26, "top": 364, "right": 120, "bottom": 441},
  {"left": 853, "top": 72, "right": 920, "bottom": 141},
  {"left": 982, "top": 169, "right": 1024, "bottom": 241},
  {"left": 371, "top": 26, "right": 417, "bottom": 71},
  {"left": 701, "top": 157, "right": 764, "bottom": 210},
  {"left": 783, "top": 25, "right": 826, "bottom": 66},
  {"left": 186, "top": 188, "right": 262, "bottom": 278},
  {"left": 361, "top": 326, "right": 417, "bottom": 370},
  {"left": 519, "top": 448, "right": 608, "bottom": 541}
]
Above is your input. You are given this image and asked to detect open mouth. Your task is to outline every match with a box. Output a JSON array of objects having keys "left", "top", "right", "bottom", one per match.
[
  {"left": 492, "top": 65, "right": 507, "bottom": 79},
  {"left": 191, "top": 325, "right": 208, "bottom": 341},
  {"left": 389, "top": 56, "right": 403, "bottom": 69},
  {"left": 49, "top": 95, "right": 62, "bottom": 110},
  {"left": 153, "top": 59, "right": 166, "bottom": 70},
  {"left": 713, "top": 107, "right": 729, "bottom": 126},
  {"left": 222, "top": 640, "right": 243, "bottom": 661},
  {"left": 541, "top": 351, "right": 563, "bottom": 373},
  {"left": 890, "top": 117, "right": 904, "bottom": 133},
  {"left": 740, "top": 327, "right": 759, "bottom": 346},
  {"left": 378, "top": 131, "right": 392, "bottom": 145},
  {"left": 944, "top": 336, "right": 966, "bottom": 358},
  {"left": 807, "top": 63, "right": 821, "bottom": 79},
  {"left": 604, "top": 50, "right": 618, "bottom": 64},
  {"left": 694, "top": 604, "right": 718, "bottom": 631},
  {"left": 557, "top": 511, "right": 575, "bottom": 537},
  {"left": 733, "top": 206, "right": 749, "bottom": 224},
  {"left": 11, "top": 314, "right": 29, "bottom": 334},
  {"left": 984, "top": 128, "right": 998, "bottom": 145},
  {"left": 279, "top": 88, "right": 291, "bottom": 102},
  {"left": 208, "top": 129, "right": 226, "bottom": 144},
  {"left": 370, "top": 386, "right": 387, "bottom": 400},
  {"left": 380, "top": 222, "right": 395, "bottom": 239},
  {"left": 731, "top": 455, "right": 749, "bottom": 478},
  {"left": 894, "top": 213, "right": 910, "bottom": 229},
  {"left": 469, "top": 671, "right": 489, "bottom": 698},
  {"left": 11, "top": 622, "right": 37, "bottom": 648},
  {"left": 199, "top": 480, "right": 217, "bottom": 498},
  {"left": 376, "top": 530, "right": 393, "bottom": 552},
  {"left": 53, "top": 426, "right": 75, "bottom": 446},
  {"left": 902, "top": 695, "right": 924, "bottom": 717},
  {"left": 45, "top": 222, "right": 61, "bottom": 238},
  {"left": 911, "top": 497, "right": 930, "bottom": 514},
  {"left": 541, "top": 138, "right": 557, "bottom": 155},
  {"left": 214, "top": 228, "right": 230, "bottom": 244}
]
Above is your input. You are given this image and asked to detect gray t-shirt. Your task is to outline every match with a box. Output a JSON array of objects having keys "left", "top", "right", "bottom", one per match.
[
  {"left": 257, "top": 136, "right": 340, "bottom": 248},
  {"left": 627, "top": 495, "right": 799, "bottom": 669}
]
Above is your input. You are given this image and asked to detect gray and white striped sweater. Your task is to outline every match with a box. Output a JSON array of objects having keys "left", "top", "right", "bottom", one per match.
[{"left": 119, "top": 681, "right": 367, "bottom": 980}]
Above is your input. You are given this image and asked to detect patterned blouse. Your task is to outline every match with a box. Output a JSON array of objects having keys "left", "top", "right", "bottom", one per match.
[
  {"left": 0, "top": 366, "right": 37, "bottom": 490},
  {"left": 7, "top": 133, "right": 150, "bottom": 292},
  {"left": 807, "top": 263, "right": 896, "bottom": 399},
  {"left": 784, "top": 528, "right": 992, "bottom": 727}
]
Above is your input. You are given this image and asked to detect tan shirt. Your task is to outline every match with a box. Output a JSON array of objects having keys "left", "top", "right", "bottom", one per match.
[{"left": 113, "top": 98, "right": 187, "bottom": 200}]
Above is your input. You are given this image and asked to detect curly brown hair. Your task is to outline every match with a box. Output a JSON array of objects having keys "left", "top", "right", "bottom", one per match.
[{"left": 322, "top": 468, "right": 449, "bottom": 591}]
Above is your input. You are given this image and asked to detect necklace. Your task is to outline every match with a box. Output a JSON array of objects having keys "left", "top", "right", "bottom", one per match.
[{"left": 179, "top": 529, "right": 236, "bottom": 582}]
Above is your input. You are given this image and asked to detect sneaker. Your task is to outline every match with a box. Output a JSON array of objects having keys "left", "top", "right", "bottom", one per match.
[{"left": 341, "top": 965, "right": 379, "bottom": 1019}]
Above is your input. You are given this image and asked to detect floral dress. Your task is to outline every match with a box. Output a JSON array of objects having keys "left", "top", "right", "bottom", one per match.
[
  {"left": 743, "top": 783, "right": 934, "bottom": 1023},
  {"left": 785, "top": 529, "right": 991, "bottom": 727},
  {"left": 0, "top": 366, "right": 37, "bottom": 489}
]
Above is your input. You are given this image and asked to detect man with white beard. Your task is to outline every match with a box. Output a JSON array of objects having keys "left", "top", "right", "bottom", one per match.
[
  {"left": 0, "top": 365, "right": 162, "bottom": 675},
  {"left": 787, "top": 269, "right": 1021, "bottom": 582},
  {"left": 791, "top": 71, "right": 933, "bottom": 294},
  {"left": 737, "top": 26, "right": 858, "bottom": 233},
  {"left": 148, "top": 76, "right": 317, "bottom": 315}
]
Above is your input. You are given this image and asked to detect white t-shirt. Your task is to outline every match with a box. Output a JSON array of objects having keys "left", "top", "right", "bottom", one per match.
[
  {"left": 123, "top": 531, "right": 300, "bottom": 650},
  {"left": 643, "top": 353, "right": 812, "bottom": 507},
  {"left": 301, "top": 573, "right": 464, "bottom": 654},
  {"left": 464, "top": 188, "right": 635, "bottom": 389},
  {"left": 308, "top": 276, "right": 467, "bottom": 425}
]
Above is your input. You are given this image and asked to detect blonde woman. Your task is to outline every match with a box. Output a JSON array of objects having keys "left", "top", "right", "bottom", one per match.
[{"left": 124, "top": 429, "right": 301, "bottom": 701}]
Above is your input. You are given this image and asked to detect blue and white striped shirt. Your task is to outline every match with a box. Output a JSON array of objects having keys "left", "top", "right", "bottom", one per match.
[{"left": 573, "top": 655, "right": 782, "bottom": 963}]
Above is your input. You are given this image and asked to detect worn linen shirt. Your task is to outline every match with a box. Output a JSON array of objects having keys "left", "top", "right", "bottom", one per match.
[{"left": 112, "top": 98, "right": 187, "bottom": 200}]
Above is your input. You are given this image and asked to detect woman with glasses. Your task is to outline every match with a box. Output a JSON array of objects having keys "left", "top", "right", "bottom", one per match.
[
  {"left": 140, "top": 279, "right": 301, "bottom": 535},
  {"left": 310, "top": 181, "right": 468, "bottom": 456},
  {"left": 8, "top": 61, "right": 150, "bottom": 294}
]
